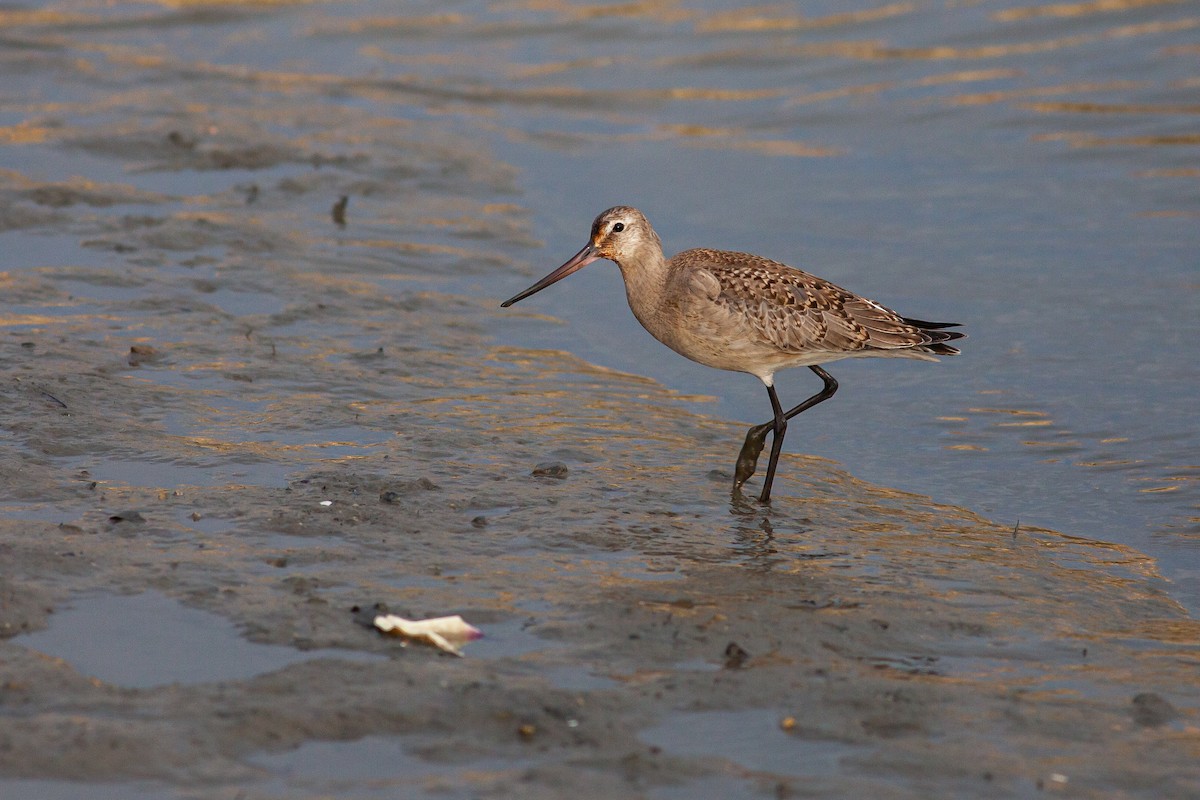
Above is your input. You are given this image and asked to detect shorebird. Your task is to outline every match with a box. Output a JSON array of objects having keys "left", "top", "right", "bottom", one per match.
[{"left": 501, "top": 206, "right": 964, "bottom": 503}]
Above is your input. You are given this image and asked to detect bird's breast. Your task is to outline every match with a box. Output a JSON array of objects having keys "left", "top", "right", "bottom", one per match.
[{"left": 625, "top": 274, "right": 771, "bottom": 376}]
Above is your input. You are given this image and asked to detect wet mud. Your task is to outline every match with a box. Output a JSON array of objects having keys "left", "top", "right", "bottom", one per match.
[{"left": 2, "top": 316, "right": 1199, "bottom": 797}]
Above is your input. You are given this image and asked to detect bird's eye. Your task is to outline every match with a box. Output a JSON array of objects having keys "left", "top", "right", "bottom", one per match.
[{"left": 611, "top": 222, "right": 625, "bottom": 233}]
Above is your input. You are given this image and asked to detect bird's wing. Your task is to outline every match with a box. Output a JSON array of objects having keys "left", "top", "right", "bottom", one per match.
[{"left": 677, "top": 249, "right": 934, "bottom": 355}]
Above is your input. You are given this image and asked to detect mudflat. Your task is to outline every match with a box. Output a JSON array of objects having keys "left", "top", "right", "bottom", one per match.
[{"left": 1, "top": 310, "right": 1197, "bottom": 796}]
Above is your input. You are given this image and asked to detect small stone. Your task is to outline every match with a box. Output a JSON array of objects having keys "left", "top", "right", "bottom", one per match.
[
  {"left": 331, "top": 195, "right": 348, "bottom": 226},
  {"left": 471, "top": 516, "right": 488, "bottom": 528},
  {"left": 167, "top": 130, "right": 195, "bottom": 149},
  {"left": 128, "top": 345, "right": 161, "bottom": 367},
  {"left": 380, "top": 478, "right": 440, "bottom": 504},
  {"left": 532, "top": 461, "right": 568, "bottom": 479},
  {"left": 723, "top": 641, "right": 750, "bottom": 669},
  {"left": 517, "top": 723, "right": 536, "bottom": 739},
  {"left": 1132, "top": 692, "right": 1177, "bottom": 727}
]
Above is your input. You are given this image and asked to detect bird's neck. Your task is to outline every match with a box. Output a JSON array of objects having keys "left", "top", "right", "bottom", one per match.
[{"left": 614, "top": 247, "right": 670, "bottom": 324}]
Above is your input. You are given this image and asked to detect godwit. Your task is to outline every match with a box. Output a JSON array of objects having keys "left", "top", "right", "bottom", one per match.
[{"left": 501, "top": 206, "right": 964, "bottom": 503}]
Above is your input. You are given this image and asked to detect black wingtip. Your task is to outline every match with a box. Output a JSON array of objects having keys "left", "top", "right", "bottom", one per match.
[
  {"left": 905, "top": 317, "right": 966, "bottom": 350},
  {"left": 902, "top": 317, "right": 962, "bottom": 330}
]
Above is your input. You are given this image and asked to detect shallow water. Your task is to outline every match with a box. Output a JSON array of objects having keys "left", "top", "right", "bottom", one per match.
[
  {"left": 1, "top": 1, "right": 1198, "bottom": 797},
  {"left": 13, "top": 591, "right": 382, "bottom": 687}
]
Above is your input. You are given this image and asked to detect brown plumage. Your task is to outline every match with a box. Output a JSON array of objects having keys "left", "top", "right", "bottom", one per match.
[{"left": 502, "top": 206, "right": 964, "bottom": 503}]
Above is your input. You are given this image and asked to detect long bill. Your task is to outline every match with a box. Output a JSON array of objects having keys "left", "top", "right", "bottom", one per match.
[{"left": 500, "top": 243, "right": 599, "bottom": 307}]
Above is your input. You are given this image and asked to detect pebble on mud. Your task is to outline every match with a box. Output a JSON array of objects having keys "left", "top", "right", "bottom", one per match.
[
  {"left": 532, "top": 461, "right": 568, "bottom": 479},
  {"left": 331, "top": 195, "right": 348, "bottom": 226},
  {"left": 128, "top": 345, "right": 161, "bottom": 367},
  {"left": 1131, "top": 692, "right": 1177, "bottom": 727},
  {"left": 380, "top": 478, "right": 440, "bottom": 503},
  {"left": 723, "top": 641, "right": 750, "bottom": 669}
]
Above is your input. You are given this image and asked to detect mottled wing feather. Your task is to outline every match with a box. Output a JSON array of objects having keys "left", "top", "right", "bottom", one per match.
[
  {"left": 677, "top": 249, "right": 940, "bottom": 356},
  {"left": 843, "top": 298, "right": 924, "bottom": 348}
]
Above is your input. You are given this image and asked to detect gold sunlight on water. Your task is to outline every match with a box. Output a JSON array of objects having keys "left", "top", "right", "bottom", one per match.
[
  {"left": 665, "top": 87, "right": 786, "bottom": 101},
  {"left": 0, "top": 123, "right": 52, "bottom": 145},
  {"left": 0, "top": 9, "right": 91, "bottom": 25},
  {"left": 715, "top": 139, "right": 843, "bottom": 157},
  {"left": 1139, "top": 167, "right": 1200, "bottom": 176},
  {"left": 948, "top": 80, "right": 1142, "bottom": 106},
  {"left": 309, "top": 13, "right": 468, "bottom": 35},
  {"left": 842, "top": 16, "right": 1200, "bottom": 60},
  {"left": 783, "top": 68, "right": 1020, "bottom": 107},
  {"left": 562, "top": 1, "right": 691, "bottom": 22},
  {"left": 0, "top": 314, "right": 75, "bottom": 326},
  {"left": 967, "top": 408, "right": 1050, "bottom": 417},
  {"left": 1021, "top": 440, "right": 1082, "bottom": 448},
  {"left": 994, "top": 0, "right": 1189, "bottom": 22},
  {"left": 695, "top": 2, "right": 916, "bottom": 32},
  {"left": 1034, "top": 131, "right": 1200, "bottom": 146},
  {"left": 1135, "top": 469, "right": 1200, "bottom": 495},
  {"left": 153, "top": 0, "right": 316, "bottom": 6},
  {"left": 1022, "top": 101, "right": 1200, "bottom": 113},
  {"left": 653, "top": 124, "right": 842, "bottom": 157}
]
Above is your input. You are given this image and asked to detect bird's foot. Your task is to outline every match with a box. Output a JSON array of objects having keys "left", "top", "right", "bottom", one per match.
[{"left": 732, "top": 422, "right": 772, "bottom": 492}]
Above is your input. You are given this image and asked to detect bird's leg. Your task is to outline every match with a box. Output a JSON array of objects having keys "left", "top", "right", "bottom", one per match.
[
  {"left": 787, "top": 366, "right": 838, "bottom": 425},
  {"left": 756, "top": 385, "right": 788, "bottom": 503},
  {"left": 732, "top": 366, "right": 840, "bottom": 503}
]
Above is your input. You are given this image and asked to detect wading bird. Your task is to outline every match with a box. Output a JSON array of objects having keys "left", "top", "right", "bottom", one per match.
[{"left": 501, "top": 206, "right": 964, "bottom": 503}]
